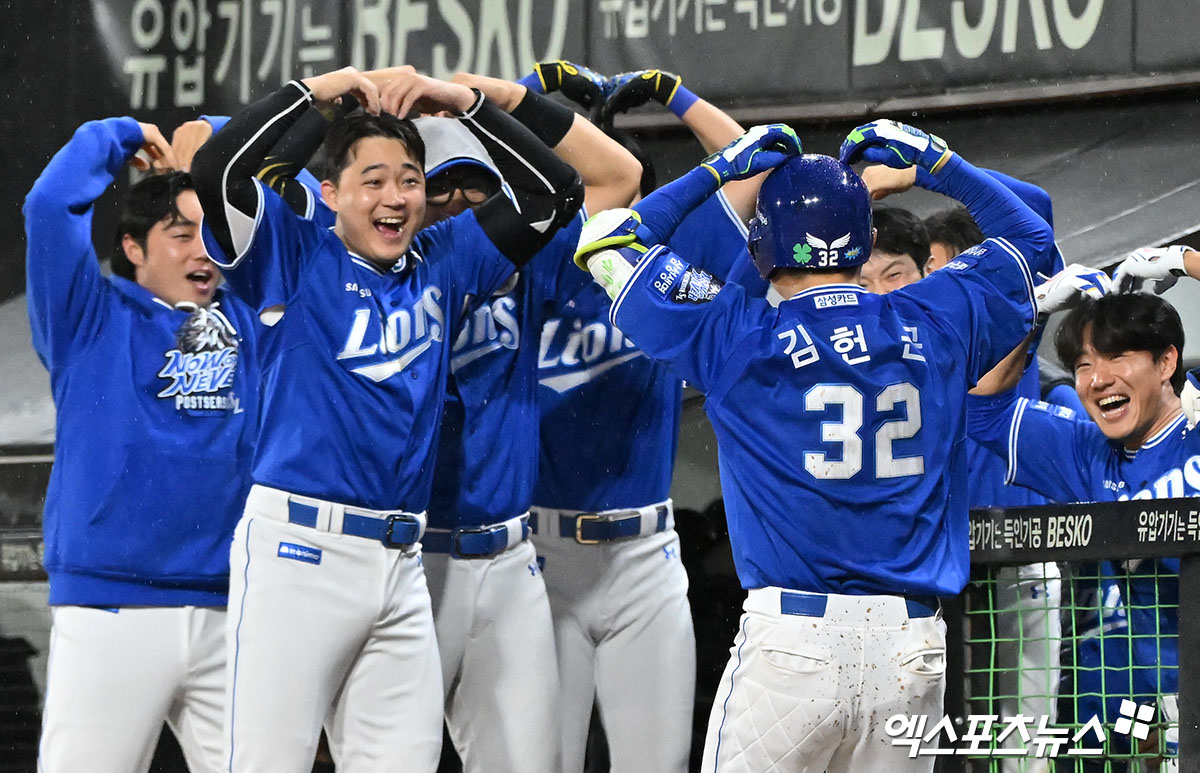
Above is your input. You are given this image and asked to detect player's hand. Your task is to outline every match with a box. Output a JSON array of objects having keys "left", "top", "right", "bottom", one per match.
[
  {"left": 1111, "top": 245, "right": 1192, "bottom": 294},
  {"left": 531, "top": 60, "right": 608, "bottom": 112},
  {"left": 302, "top": 66, "right": 381, "bottom": 115},
  {"left": 840, "top": 119, "right": 952, "bottom": 173},
  {"left": 700, "top": 124, "right": 802, "bottom": 185},
  {"left": 861, "top": 164, "right": 917, "bottom": 201},
  {"left": 1033, "top": 263, "right": 1111, "bottom": 323},
  {"left": 600, "top": 69, "right": 683, "bottom": 123},
  {"left": 133, "top": 122, "right": 180, "bottom": 172},
  {"left": 575, "top": 208, "right": 654, "bottom": 299},
  {"left": 1182, "top": 368, "right": 1200, "bottom": 430},
  {"left": 169, "top": 119, "right": 215, "bottom": 173},
  {"left": 380, "top": 71, "right": 476, "bottom": 118}
]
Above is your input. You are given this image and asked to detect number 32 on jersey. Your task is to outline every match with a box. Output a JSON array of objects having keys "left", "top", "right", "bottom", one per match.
[{"left": 804, "top": 383, "right": 924, "bottom": 481}]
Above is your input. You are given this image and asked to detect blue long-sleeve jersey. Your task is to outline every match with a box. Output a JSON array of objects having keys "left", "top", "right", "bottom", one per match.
[
  {"left": 606, "top": 154, "right": 1055, "bottom": 594},
  {"left": 25, "top": 118, "right": 263, "bottom": 606}
]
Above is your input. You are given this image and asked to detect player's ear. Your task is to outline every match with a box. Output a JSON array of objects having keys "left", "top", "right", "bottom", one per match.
[
  {"left": 320, "top": 179, "right": 340, "bottom": 213},
  {"left": 1158, "top": 345, "right": 1179, "bottom": 386},
  {"left": 122, "top": 233, "right": 146, "bottom": 267}
]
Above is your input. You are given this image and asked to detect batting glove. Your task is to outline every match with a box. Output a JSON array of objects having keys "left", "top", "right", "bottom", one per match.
[
  {"left": 840, "top": 119, "right": 953, "bottom": 174},
  {"left": 700, "top": 124, "right": 802, "bottom": 185},
  {"left": 530, "top": 60, "right": 608, "bottom": 112},
  {"left": 1111, "top": 245, "right": 1192, "bottom": 295},
  {"left": 1182, "top": 369, "right": 1200, "bottom": 430},
  {"left": 574, "top": 208, "right": 654, "bottom": 299},
  {"left": 1033, "top": 263, "right": 1112, "bottom": 323},
  {"left": 601, "top": 69, "right": 689, "bottom": 121}
]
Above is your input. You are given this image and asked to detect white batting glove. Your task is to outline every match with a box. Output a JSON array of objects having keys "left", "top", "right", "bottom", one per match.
[
  {"left": 1112, "top": 245, "right": 1191, "bottom": 294},
  {"left": 1182, "top": 369, "right": 1200, "bottom": 431},
  {"left": 1033, "top": 263, "right": 1111, "bottom": 323}
]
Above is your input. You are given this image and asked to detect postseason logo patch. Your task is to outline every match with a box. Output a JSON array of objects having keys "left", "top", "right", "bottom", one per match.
[
  {"left": 278, "top": 542, "right": 322, "bottom": 565},
  {"left": 672, "top": 268, "right": 723, "bottom": 305}
]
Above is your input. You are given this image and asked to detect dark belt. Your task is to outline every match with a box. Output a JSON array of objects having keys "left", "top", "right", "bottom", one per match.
[
  {"left": 287, "top": 500, "right": 421, "bottom": 548},
  {"left": 422, "top": 516, "right": 530, "bottom": 558},
  {"left": 779, "top": 591, "right": 939, "bottom": 620},
  {"left": 555, "top": 505, "right": 669, "bottom": 544}
]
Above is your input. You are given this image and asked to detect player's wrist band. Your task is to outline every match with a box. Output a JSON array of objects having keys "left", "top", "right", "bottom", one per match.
[
  {"left": 666, "top": 84, "right": 699, "bottom": 118},
  {"left": 516, "top": 71, "right": 545, "bottom": 93}
]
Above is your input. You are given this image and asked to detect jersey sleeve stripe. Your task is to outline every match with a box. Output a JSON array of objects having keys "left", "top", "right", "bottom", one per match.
[
  {"left": 716, "top": 190, "right": 749, "bottom": 238},
  {"left": 988, "top": 236, "right": 1036, "bottom": 322},
  {"left": 1006, "top": 396, "right": 1030, "bottom": 486},
  {"left": 217, "top": 81, "right": 312, "bottom": 267},
  {"left": 609, "top": 245, "right": 668, "bottom": 328}
]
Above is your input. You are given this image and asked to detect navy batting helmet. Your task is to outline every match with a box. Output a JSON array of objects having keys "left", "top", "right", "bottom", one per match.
[{"left": 747, "top": 154, "right": 873, "bottom": 280}]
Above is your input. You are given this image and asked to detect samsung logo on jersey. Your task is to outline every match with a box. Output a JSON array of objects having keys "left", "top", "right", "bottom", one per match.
[
  {"left": 337, "top": 286, "right": 445, "bottom": 382},
  {"left": 814, "top": 293, "right": 859, "bottom": 309},
  {"left": 450, "top": 295, "right": 520, "bottom": 372}
]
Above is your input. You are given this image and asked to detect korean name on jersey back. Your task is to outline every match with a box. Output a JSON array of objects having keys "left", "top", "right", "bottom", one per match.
[
  {"left": 156, "top": 305, "right": 245, "bottom": 415},
  {"left": 336, "top": 285, "right": 445, "bottom": 382}
]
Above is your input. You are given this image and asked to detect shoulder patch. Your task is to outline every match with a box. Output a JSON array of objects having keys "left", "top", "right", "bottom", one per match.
[
  {"left": 672, "top": 267, "right": 723, "bottom": 304},
  {"left": 1029, "top": 400, "right": 1077, "bottom": 420}
]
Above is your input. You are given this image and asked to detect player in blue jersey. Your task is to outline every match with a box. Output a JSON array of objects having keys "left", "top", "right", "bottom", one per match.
[
  {"left": 857, "top": 206, "right": 930, "bottom": 294},
  {"left": 191, "top": 66, "right": 581, "bottom": 772},
  {"left": 572, "top": 118, "right": 1059, "bottom": 771},
  {"left": 409, "top": 71, "right": 639, "bottom": 773},
  {"left": 521, "top": 62, "right": 776, "bottom": 772},
  {"left": 968, "top": 274, "right": 1199, "bottom": 767},
  {"left": 25, "top": 120, "right": 262, "bottom": 772}
]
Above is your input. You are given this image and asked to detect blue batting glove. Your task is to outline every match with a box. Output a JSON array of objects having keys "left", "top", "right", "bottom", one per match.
[
  {"left": 840, "top": 119, "right": 953, "bottom": 173},
  {"left": 700, "top": 124, "right": 802, "bottom": 185}
]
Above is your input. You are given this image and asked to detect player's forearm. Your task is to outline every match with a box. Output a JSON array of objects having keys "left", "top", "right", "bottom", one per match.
[
  {"left": 192, "top": 81, "right": 314, "bottom": 258},
  {"left": 25, "top": 118, "right": 142, "bottom": 225},
  {"left": 680, "top": 98, "right": 743, "bottom": 155},
  {"left": 631, "top": 165, "right": 721, "bottom": 245},
  {"left": 970, "top": 330, "right": 1036, "bottom": 396},
  {"left": 918, "top": 155, "right": 1054, "bottom": 272},
  {"left": 459, "top": 93, "right": 583, "bottom": 264}
]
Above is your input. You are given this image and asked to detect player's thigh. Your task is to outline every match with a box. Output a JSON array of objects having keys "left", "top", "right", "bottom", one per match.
[
  {"left": 701, "top": 612, "right": 844, "bottom": 773},
  {"left": 449, "top": 542, "right": 560, "bottom": 773},
  {"left": 226, "top": 517, "right": 381, "bottom": 771},
  {"left": 326, "top": 547, "right": 442, "bottom": 773},
  {"left": 425, "top": 551, "right": 471, "bottom": 699},
  {"left": 168, "top": 606, "right": 227, "bottom": 773},
  {"left": 40, "top": 606, "right": 186, "bottom": 773}
]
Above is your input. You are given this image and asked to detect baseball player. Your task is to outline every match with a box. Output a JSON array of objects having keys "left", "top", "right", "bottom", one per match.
[
  {"left": 25, "top": 120, "right": 262, "bottom": 771},
  {"left": 190, "top": 66, "right": 581, "bottom": 771},
  {"left": 573, "top": 118, "right": 1060, "bottom": 771},
  {"left": 521, "top": 63, "right": 769, "bottom": 772},
  {"left": 970, "top": 247, "right": 1200, "bottom": 768}
]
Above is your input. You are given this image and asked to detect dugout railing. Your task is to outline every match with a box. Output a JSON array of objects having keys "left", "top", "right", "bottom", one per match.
[{"left": 940, "top": 497, "right": 1200, "bottom": 772}]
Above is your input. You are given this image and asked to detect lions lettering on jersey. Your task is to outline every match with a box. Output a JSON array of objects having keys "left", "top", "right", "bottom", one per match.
[
  {"left": 450, "top": 294, "right": 521, "bottom": 372},
  {"left": 156, "top": 305, "right": 244, "bottom": 415},
  {"left": 1119, "top": 454, "right": 1200, "bottom": 500},
  {"left": 537, "top": 314, "right": 643, "bottom": 394},
  {"left": 336, "top": 285, "right": 445, "bottom": 382}
]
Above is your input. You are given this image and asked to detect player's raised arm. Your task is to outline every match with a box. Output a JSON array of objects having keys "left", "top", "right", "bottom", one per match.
[
  {"left": 24, "top": 118, "right": 166, "bottom": 367},
  {"left": 452, "top": 70, "right": 641, "bottom": 214},
  {"left": 379, "top": 70, "right": 583, "bottom": 265}
]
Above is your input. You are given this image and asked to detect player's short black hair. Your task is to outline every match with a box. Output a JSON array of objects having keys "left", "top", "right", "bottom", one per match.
[
  {"left": 606, "top": 128, "right": 657, "bottom": 199},
  {"left": 872, "top": 206, "right": 930, "bottom": 272},
  {"left": 1055, "top": 293, "right": 1186, "bottom": 393},
  {"left": 111, "top": 171, "right": 195, "bottom": 281},
  {"left": 923, "top": 205, "right": 984, "bottom": 255},
  {"left": 321, "top": 113, "right": 426, "bottom": 182}
]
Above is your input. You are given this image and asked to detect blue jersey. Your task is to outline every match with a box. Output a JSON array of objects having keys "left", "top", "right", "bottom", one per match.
[
  {"left": 25, "top": 118, "right": 262, "bottom": 607},
  {"left": 968, "top": 392, "right": 1189, "bottom": 689},
  {"left": 534, "top": 191, "right": 749, "bottom": 510},
  {"left": 606, "top": 156, "right": 1054, "bottom": 595},
  {"left": 428, "top": 214, "right": 585, "bottom": 528},
  {"left": 202, "top": 188, "right": 512, "bottom": 512}
]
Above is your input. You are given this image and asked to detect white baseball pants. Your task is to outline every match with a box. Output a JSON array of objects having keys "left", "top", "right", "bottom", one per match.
[
  {"left": 224, "top": 487, "right": 442, "bottom": 772},
  {"left": 702, "top": 588, "right": 947, "bottom": 773},
  {"left": 532, "top": 501, "right": 695, "bottom": 773},
  {"left": 39, "top": 605, "right": 225, "bottom": 773},
  {"left": 423, "top": 536, "right": 560, "bottom": 772}
]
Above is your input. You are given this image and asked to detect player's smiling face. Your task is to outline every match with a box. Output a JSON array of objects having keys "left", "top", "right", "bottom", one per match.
[
  {"left": 322, "top": 136, "right": 426, "bottom": 268},
  {"left": 1073, "top": 324, "right": 1181, "bottom": 450},
  {"left": 124, "top": 189, "right": 217, "bottom": 308}
]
